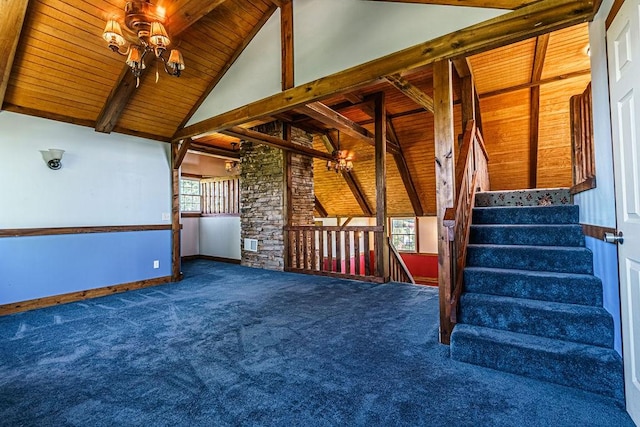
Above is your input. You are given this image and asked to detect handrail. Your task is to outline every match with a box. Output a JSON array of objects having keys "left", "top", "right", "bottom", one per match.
[
  {"left": 388, "top": 237, "right": 415, "bottom": 284},
  {"left": 441, "top": 120, "right": 490, "bottom": 342}
]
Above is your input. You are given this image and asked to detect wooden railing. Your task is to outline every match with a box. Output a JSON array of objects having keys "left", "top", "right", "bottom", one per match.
[
  {"left": 389, "top": 238, "right": 415, "bottom": 284},
  {"left": 284, "top": 226, "right": 385, "bottom": 282},
  {"left": 442, "top": 120, "right": 489, "bottom": 339}
]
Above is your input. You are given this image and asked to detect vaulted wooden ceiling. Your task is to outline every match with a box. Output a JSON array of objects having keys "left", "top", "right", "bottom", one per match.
[{"left": 1, "top": 0, "right": 594, "bottom": 217}]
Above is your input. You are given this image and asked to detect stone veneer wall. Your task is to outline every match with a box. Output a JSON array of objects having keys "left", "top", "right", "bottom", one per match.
[{"left": 240, "top": 122, "right": 314, "bottom": 270}]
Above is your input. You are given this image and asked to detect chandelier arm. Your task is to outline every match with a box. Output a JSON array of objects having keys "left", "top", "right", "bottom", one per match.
[{"left": 156, "top": 53, "right": 180, "bottom": 77}]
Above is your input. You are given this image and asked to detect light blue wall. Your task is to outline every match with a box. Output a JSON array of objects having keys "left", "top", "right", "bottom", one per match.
[
  {"left": 0, "top": 231, "right": 172, "bottom": 305},
  {"left": 585, "top": 236, "right": 622, "bottom": 355},
  {"left": 0, "top": 113, "right": 173, "bottom": 306}
]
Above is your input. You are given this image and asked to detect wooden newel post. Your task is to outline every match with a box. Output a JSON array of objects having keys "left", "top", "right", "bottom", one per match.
[
  {"left": 373, "top": 92, "right": 390, "bottom": 281},
  {"left": 434, "top": 59, "right": 456, "bottom": 344}
]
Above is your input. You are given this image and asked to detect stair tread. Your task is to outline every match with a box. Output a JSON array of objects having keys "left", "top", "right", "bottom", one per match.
[
  {"left": 468, "top": 243, "right": 589, "bottom": 250},
  {"left": 460, "top": 293, "right": 609, "bottom": 314},
  {"left": 464, "top": 266, "right": 598, "bottom": 280},
  {"left": 452, "top": 324, "right": 620, "bottom": 360}
]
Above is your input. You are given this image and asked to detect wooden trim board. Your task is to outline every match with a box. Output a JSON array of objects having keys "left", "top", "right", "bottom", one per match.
[
  {"left": 0, "top": 276, "right": 173, "bottom": 316},
  {"left": 0, "top": 225, "right": 172, "bottom": 238},
  {"left": 581, "top": 223, "right": 616, "bottom": 240},
  {"left": 182, "top": 255, "right": 241, "bottom": 264}
]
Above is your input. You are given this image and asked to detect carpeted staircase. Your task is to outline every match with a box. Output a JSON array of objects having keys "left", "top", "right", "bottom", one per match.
[{"left": 450, "top": 189, "right": 624, "bottom": 401}]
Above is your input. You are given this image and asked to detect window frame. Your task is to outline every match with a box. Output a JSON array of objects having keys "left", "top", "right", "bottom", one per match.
[
  {"left": 389, "top": 217, "right": 417, "bottom": 253},
  {"left": 179, "top": 177, "right": 202, "bottom": 213}
]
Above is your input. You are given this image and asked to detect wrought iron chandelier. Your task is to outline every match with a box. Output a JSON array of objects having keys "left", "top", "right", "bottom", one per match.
[
  {"left": 326, "top": 132, "right": 354, "bottom": 173},
  {"left": 102, "top": 1, "right": 185, "bottom": 87}
]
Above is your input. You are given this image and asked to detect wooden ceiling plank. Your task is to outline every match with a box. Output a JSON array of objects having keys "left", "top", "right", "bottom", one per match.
[
  {"left": 174, "top": 0, "right": 595, "bottom": 142},
  {"left": 221, "top": 126, "right": 334, "bottom": 160},
  {"left": 0, "top": 0, "right": 29, "bottom": 108},
  {"left": 96, "top": 0, "right": 231, "bottom": 133},
  {"left": 385, "top": 74, "right": 435, "bottom": 112},
  {"left": 529, "top": 33, "right": 550, "bottom": 188},
  {"left": 322, "top": 134, "right": 374, "bottom": 216},
  {"left": 175, "top": 5, "right": 278, "bottom": 133},
  {"left": 388, "top": 119, "right": 424, "bottom": 216},
  {"left": 363, "top": 0, "right": 540, "bottom": 9}
]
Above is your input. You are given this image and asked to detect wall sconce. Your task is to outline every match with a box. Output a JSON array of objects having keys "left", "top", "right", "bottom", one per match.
[{"left": 41, "top": 148, "right": 65, "bottom": 170}]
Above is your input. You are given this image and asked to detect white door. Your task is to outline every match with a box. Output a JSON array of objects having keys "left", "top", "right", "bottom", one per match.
[{"left": 608, "top": 0, "right": 640, "bottom": 423}]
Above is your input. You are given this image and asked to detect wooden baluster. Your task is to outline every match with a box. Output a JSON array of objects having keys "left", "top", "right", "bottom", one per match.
[
  {"left": 328, "top": 231, "right": 334, "bottom": 272},
  {"left": 336, "top": 231, "right": 342, "bottom": 273},
  {"left": 311, "top": 229, "right": 317, "bottom": 271},
  {"left": 319, "top": 230, "right": 325, "bottom": 272},
  {"left": 364, "top": 232, "right": 371, "bottom": 276},
  {"left": 303, "top": 229, "right": 309, "bottom": 270},
  {"left": 354, "top": 231, "right": 361, "bottom": 276},
  {"left": 298, "top": 229, "right": 305, "bottom": 269},
  {"left": 345, "top": 231, "right": 351, "bottom": 275}
]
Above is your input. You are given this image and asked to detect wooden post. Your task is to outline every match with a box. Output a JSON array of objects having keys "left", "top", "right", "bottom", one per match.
[
  {"left": 283, "top": 124, "right": 293, "bottom": 269},
  {"left": 434, "top": 59, "right": 455, "bottom": 344},
  {"left": 373, "top": 92, "right": 390, "bottom": 281},
  {"left": 171, "top": 143, "right": 182, "bottom": 282},
  {"left": 461, "top": 76, "right": 476, "bottom": 133}
]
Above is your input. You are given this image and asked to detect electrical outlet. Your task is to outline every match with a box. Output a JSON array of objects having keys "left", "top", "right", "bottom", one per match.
[
  {"left": 162, "top": 213, "right": 170, "bottom": 221},
  {"left": 153, "top": 260, "right": 159, "bottom": 269}
]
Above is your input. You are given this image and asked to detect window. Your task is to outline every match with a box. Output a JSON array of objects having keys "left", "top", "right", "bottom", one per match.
[
  {"left": 390, "top": 218, "right": 416, "bottom": 252},
  {"left": 180, "top": 178, "right": 201, "bottom": 212}
]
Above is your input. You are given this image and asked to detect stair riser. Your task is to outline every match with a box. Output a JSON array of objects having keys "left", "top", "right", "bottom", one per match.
[
  {"left": 463, "top": 269, "right": 603, "bottom": 306},
  {"left": 475, "top": 189, "right": 572, "bottom": 207},
  {"left": 458, "top": 297, "right": 614, "bottom": 347},
  {"left": 473, "top": 206, "right": 579, "bottom": 225},
  {"left": 450, "top": 331, "right": 624, "bottom": 400},
  {"left": 467, "top": 246, "right": 593, "bottom": 274},
  {"left": 470, "top": 225, "right": 585, "bottom": 247}
]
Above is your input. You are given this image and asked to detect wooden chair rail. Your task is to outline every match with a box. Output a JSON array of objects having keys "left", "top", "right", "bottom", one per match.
[{"left": 442, "top": 120, "right": 490, "bottom": 338}]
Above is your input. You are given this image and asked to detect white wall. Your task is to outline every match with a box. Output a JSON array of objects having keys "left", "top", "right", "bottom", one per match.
[
  {"left": 181, "top": 217, "right": 200, "bottom": 257},
  {"left": 0, "top": 112, "right": 171, "bottom": 228},
  {"left": 188, "top": 0, "right": 505, "bottom": 126},
  {"left": 200, "top": 216, "right": 241, "bottom": 259},
  {"left": 418, "top": 216, "right": 438, "bottom": 254},
  {"left": 574, "top": 0, "right": 617, "bottom": 227}
]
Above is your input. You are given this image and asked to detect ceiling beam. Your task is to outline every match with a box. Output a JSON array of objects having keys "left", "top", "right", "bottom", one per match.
[
  {"left": 174, "top": 0, "right": 595, "bottom": 142},
  {"left": 314, "top": 196, "right": 328, "bottom": 218},
  {"left": 174, "top": 138, "right": 193, "bottom": 169},
  {"left": 322, "top": 134, "right": 374, "bottom": 216},
  {"left": 220, "top": 126, "right": 334, "bottom": 160},
  {"left": 384, "top": 74, "right": 435, "bottom": 113},
  {"left": 96, "top": 1, "right": 230, "bottom": 134},
  {"left": 0, "top": 0, "right": 29, "bottom": 109},
  {"left": 387, "top": 120, "right": 424, "bottom": 216},
  {"left": 529, "top": 33, "right": 550, "bottom": 188},
  {"left": 175, "top": 5, "right": 278, "bottom": 134},
  {"left": 479, "top": 68, "right": 591, "bottom": 98},
  {"left": 364, "top": 0, "right": 540, "bottom": 9},
  {"left": 189, "top": 143, "right": 239, "bottom": 159}
]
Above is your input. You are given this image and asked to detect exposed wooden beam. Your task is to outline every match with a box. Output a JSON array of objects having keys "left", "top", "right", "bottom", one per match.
[
  {"left": 479, "top": 69, "right": 591, "bottom": 98},
  {"left": 171, "top": 143, "right": 181, "bottom": 282},
  {"left": 0, "top": 0, "right": 29, "bottom": 109},
  {"left": 281, "top": 0, "right": 294, "bottom": 90},
  {"left": 96, "top": 1, "right": 231, "bottom": 134},
  {"left": 434, "top": 59, "right": 455, "bottom": 344},
  {"left": 384, "top": 74, "right": 435, "bottom": 113},
  {"left": 189, "top": 142, "right": 240, "bottom": 159},
  {"left": 221, "top": 126, "right": 334, "bottom": 160},
  {"left": 174, "top": 138, "right": 192, "bottom": 169},
  {"left": 373, "top": 92, "right": 389, "bottom": 281},
  {"left": 300, "top": 102, "right": 376, "bottom": 144},
  {"left": 174, "top": 0, "right": 595, "bottom": 142},
  {"left": 175, "top": 6, "right": 278, "bottom": 134},
  {"left": 365, "top": 0, "right": 540, "bottom": 9},
  {"left": 314, "top": 196, "right": 328, "bottom": 218},
  {"left": 387, "top": 120, "right": 424, "bottom": 216},
  {"left": 529, "top": 33, "right": 549, "bottom": 188},
  {"left": 322, "top": 134, "right": 374, "bottom": 216}
]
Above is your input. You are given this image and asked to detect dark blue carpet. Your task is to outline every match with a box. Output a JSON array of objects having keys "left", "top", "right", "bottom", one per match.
[{"left": 0, "top": 260, "right": 633, "bottom": 426}]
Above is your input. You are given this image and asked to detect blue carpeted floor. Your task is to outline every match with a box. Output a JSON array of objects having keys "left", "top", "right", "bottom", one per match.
[{"left": 0, "top": 260, "right": 634, "bottom": 426}]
